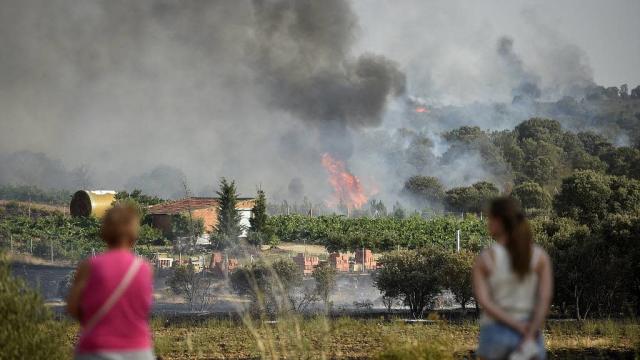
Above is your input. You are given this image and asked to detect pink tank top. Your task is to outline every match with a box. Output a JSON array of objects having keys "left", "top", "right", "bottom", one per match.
[{"left": 76, "top": 249, "right": 153, "bottom": 353}]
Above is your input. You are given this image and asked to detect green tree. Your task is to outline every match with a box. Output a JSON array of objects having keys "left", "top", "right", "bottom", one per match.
[
  {"left": 445, "top": 181, "right": 499, "bottom": 213},
  {"left": 312, "top": 263, "right": 337, "bottom": 308},
  {"left": 374, "top": 248, "right": 448, "bottom": 318},
  {"left": 247, "top": 188, "right": 270, "bottom": 247},
  {"left": 249, "top": 188, "right": 267, "bottom": 233},
  {"left": 553, "top": 170, "right": 612, "bottom": 224},
  {"left": 511, "top": 182, "right": 551, "bottom": 214},
  {"left": 443, "top": 250, "right": 475, "bottom": 311},
  {"left": 214, "top": 178, "right": 242, "bottom": 249},
  {"left": 402, "top": 176, "right": 445, "bottom": 206}
]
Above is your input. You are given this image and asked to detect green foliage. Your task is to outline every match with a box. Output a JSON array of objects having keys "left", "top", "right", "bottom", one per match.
[
  {"left": 444, "top": 181, "right": 499, "bottom": 213},
  {"left": 539, "top": 213, "right": 640, "bottom": 318},
  {"left": 0, "top": 255, "right": 69, "bottom": 359},
  {"left": 511, "top": 181, "right": 552, "bottom": 213},
  {"left": 554, "top": 171, "right": 640, "bottom": 224},
  {"left": 214, "top": 178, "right": 242, "bottom": 249},
  {"left": 402, "top": 176, "right": 445, "bottom": 206},
  {"left": 115, "top": 189, "right": 165, "bottom": 208},
  {"left": 0, "top": 212, "right": 103, "bottom": 260},
  {"left": 312, "top": 263, "right": 337, "bottom": 307},
  {"left": 249, "top": 188, "right": 268, "bottom": 233},
  {"left": 171, "top": 213, "right": 205, "bottom": 240},
  {"left": 443, "top": 250, "right": 475, "bottom": 310},
  {"left": 247, "top": 188, "right": 272, "bottom": 247},
  {"left": 266, "top": 214, "right": 488, "bottom": 252},
  {"left": 138, "top": 224, "right": 164, "bottom": 246},
  {"left": 374, "top": 248, "right": 449, "bottom": 318}
]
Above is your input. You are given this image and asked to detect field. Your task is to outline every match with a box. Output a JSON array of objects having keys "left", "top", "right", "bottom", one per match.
[{"left": 57, "top": 318, "right": 640, "bottom": 359}]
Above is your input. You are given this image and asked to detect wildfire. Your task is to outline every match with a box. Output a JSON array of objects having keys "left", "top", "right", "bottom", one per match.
[
  {"left": 321, "top": 153, "right": 369, "bottom": 210},
  {"left": 415, "top": 106, "right": 429, "bottom": 113}
]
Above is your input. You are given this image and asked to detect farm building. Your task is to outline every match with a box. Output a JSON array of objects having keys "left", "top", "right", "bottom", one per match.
[{"left": 147, "top": 197, "right": 255, "bottom": 240}]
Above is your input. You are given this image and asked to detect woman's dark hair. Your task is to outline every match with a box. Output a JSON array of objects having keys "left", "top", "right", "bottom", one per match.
[{"left": 488, "top": 197, "right": 533, "bottom": 278}]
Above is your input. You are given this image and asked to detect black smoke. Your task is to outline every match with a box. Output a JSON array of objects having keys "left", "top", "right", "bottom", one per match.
[
  {"left": 497, "top": 36, "right": 541, "bottom": 101},
  {"left": 251, "top": 0, "right": 406, "bottom": 156}
]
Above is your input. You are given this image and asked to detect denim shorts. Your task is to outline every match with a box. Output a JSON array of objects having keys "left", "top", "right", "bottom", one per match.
[{"left": 477, "top": 322, "right": 546, "bottom": 360}]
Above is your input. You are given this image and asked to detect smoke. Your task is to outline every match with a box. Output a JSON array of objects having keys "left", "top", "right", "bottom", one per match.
[
  {"left": 250, "top": 0, "right": 405, "bottom": 157},
  {"left": 497, "top": 36, "right": 541, "bottom": 101},
  {"left": 0, "top": 0, "right": 635, "bottom": 207}
]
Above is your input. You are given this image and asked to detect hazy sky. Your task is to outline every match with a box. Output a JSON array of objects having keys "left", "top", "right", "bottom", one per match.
[{"left": 354, "top": 0, "right": 640, "bottom": 89}]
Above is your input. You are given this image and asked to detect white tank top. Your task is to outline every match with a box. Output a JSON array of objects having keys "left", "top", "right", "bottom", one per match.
[{"left": 481, "top": 243, "right": 541, "bottom": 324}]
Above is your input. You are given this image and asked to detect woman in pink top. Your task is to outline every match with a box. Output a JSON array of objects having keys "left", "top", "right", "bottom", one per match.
[{"left": 67, "top": 203, "right": 155, "bottom": 360}]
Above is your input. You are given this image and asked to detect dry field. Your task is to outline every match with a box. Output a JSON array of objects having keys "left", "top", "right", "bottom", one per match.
[{"left": 59, "top": 318, "right": 640, "bottom": 359}]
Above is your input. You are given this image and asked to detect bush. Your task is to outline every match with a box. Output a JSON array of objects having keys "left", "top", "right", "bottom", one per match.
[{"left": 0, "top": 255, "right": 69, "bottom": 359}]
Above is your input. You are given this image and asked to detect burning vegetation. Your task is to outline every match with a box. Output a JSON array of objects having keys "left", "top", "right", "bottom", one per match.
[{"left": 320, "top": 153, "right": 371, "bottom": 210}]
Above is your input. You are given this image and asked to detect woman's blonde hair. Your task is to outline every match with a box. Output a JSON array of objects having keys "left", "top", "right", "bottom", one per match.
[{"left": 100, "top": 202, "right": 141, "bottom": 247}]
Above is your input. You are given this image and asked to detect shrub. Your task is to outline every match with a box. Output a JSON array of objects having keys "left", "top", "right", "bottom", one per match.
[{"left": 0, "top": 254, "right": 69, "bottom": 359}]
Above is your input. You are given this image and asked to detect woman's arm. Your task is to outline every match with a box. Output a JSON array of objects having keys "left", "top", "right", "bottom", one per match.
[
  {"left": 525, "top": 249, "right": 553, "bottom": 338},
  {"left": 472, "top": 251, "right": 527, "bottom": 334},
  {"left": 66, "top": 260, "right": 90, "bottom": 321}
]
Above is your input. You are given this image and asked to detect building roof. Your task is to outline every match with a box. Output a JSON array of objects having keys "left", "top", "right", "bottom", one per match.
[{"left": 147, "top": 197, "right": 254, "bottom": 215}]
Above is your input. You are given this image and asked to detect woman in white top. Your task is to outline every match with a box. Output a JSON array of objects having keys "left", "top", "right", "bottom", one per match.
[{"left": 473, "top": 197, "right": 553, "bottom": 360}]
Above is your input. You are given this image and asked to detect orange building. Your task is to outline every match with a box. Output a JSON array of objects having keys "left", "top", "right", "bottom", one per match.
[
  {"left": 147, "top": 197, "right": 255, "bottom": 238},
  {"left": 293, "top": 252, "right": 320, "bottom": 275},
  {"left": 328, "top": 253, "right": 350, "bottom": 272},
  {"left": 354, "top": 248, "right": 377, "bottom": 270}
]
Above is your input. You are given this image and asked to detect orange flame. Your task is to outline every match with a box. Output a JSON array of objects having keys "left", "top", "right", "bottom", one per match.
[
  {"left": 415, "top": 106, "right": 429, "bottom": 113},
  {"left": 321, "top": 153, "right": 369, "bottom": 210}
]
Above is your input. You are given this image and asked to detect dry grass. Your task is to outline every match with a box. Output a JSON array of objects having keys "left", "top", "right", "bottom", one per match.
[{"left": 59, "top": 318, "right": 640, "bottom": 359}]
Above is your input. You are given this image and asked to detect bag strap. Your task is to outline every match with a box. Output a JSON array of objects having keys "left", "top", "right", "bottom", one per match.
[{"left": 83, "top": 257, "right": 143, "bottom": 335}]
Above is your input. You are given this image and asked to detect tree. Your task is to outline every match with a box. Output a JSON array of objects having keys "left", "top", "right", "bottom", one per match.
[
  {"left": 553, "top": 170, "right": 612, "bottom": 224},
  {"left": 600, "top": 147, "right": 640, "bottom": 179},
  {"left": 443, "top": 250, "right": 475, "bottom": 311},
  {"left": 0, "top": 256, "right": 68, "bottom": 359},
  {"left": 249, "top": 188, "right": 267, "bottom": 233},
  {"left": 247, "top": 188, "right": 269, "bottom": 247},
  {"left": 406, "top": 135, "right": 435, "bottom": 172},
  {"left": 374, "top": 248, "right": 448, "bottom": 318},
  {"left": 214, "top": 178, "right": 243, "bottom": 249},
  {"left": 511, "top": 182, "right": 551, "bottom": 213},
  {"left": 312, "top": 263, "right": 337, "bottom": 309},
  {"left": 444, "top": 181, "right": 499, "bottom": 213},
  {"left": 167, "top": 263, "right": 214, "bottom": 311},
  {"left": 402, "top": 176, "right": 445, "bottom": 206}
]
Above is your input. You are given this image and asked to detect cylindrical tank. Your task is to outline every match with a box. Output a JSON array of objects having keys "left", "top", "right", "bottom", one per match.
[{"left": 70, "top": 190, "right": 116, "bottom": 218}]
